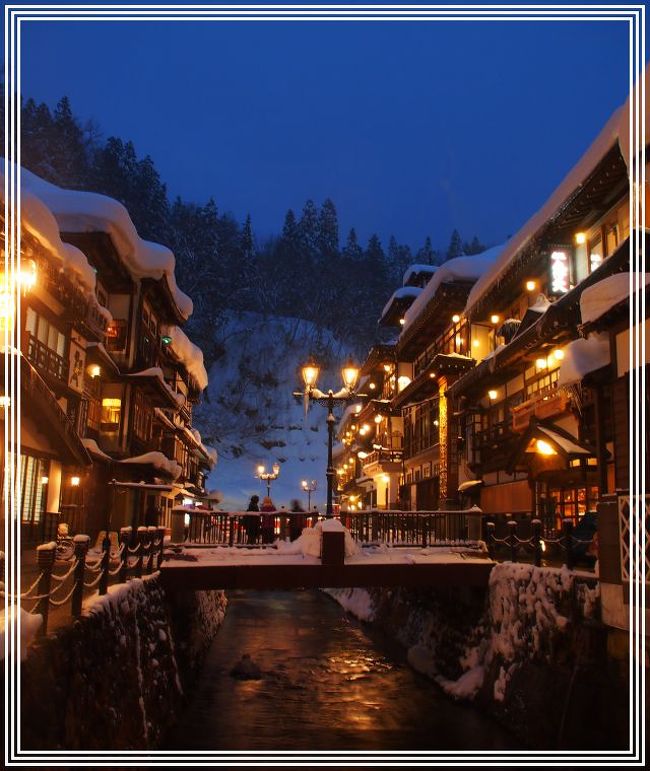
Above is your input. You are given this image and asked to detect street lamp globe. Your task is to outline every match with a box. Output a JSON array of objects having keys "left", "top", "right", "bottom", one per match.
[
  {"left": 272, "top": 462, "right": 280, "bottom": 476},
  {"left": 341, "top": 359, "right": 360, "bottom": 391},
  {"left": 301, "top": 359, "right": 320, "bottom": 389}
]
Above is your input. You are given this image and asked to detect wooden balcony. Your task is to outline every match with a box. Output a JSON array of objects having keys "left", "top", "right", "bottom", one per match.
[
  {"left": 26, "top": 333, "right": 67, "bottom": 385},
  {"left": 511, "top": 390, "right": 568, "bottom": 432}
]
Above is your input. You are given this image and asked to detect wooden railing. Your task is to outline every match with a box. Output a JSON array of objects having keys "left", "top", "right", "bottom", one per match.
[
  {"left": 511, "top": 390, "right": 568, "bottom": 432},
  {"left": 26, "top": 333, "right": 67, "bottom": 383}
]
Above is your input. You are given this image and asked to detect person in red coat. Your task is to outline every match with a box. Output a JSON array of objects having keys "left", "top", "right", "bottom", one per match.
[{"left": 260, "top": 496, "right": 276, "bottom": 544}]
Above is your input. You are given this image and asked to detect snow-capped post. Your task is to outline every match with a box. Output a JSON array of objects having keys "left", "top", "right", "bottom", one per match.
[
  {"left": 135, "top": 527, "right": 147, "bottom": 577},
  {"left": 71, "top": 535, "right": 89, "bottom": 617},
  {"left": 118, "top": 528, "right": 130, "bottom": 583},
  {"left": 156, "top": 526, "right": 166, "bottom": 569},
  {"left": 35, "top": 542, "right": 56, "bottom": 637},
  {"left": 532, "top": 519, "right": 543, "bottom": 567},
  {"left": 507, "top": 520, "right": 518, "bottom": 563},
  {"left": 562, "top": 518, "right": 575, "bottom": 570},
  {"left": 486, "top": 521, "right": 496, "bottom": 560},
  {"left": 294, "top": 357, "right": 364, "bottom": 517}
]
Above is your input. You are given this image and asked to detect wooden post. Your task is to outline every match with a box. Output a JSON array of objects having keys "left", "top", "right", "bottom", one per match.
[
  {"left": 486, "top": 521, "right": 496, "bottom": 560},
  {"left": 118, "top": 527, "right": 131, "bottom": 583},
  {"left": 532, "top": 518, "right": 542, "bottom": 567},
  {"left": 147, "top": 526, "right": 157, "bottom": 573},
  {"left": 135, "top": 526, "right": 147, "bottom": 577},
  {"left": 156, "top": 526, "right": 166, "bottom": 569},
  {"left": 71, "top": 535, "right": 89, "bottom": 617},
  {"left": 98, "top": 531, "right": 110, "bottom": 596},
  {"left": 35, "top": 542, "right": 56, "bottom": 637},
  {"left": 507, "top": 520, "right": 518, "bottom": 563},
  {"left": 562, "top": 518, "right": 575, "bottom": 570},
  {"left": 321, "top": 530, "right": 345, "bottom": 566},
  {"left": 228, "top": 515, "right": 235, "bottom": 547}
]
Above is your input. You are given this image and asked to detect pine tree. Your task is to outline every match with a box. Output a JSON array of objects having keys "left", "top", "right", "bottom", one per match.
[
  {"left": 342, "top": 228, "right": 363, "bottom": 261},
  {"left": 463, "top": 235, "right": 486, "bottom": 255},
  {"left": 298, "top": 199, "right": 319, "bottom": 259},
  {"left": 317, "top": 198, "right": 339, "bottom": 260},
  {"left": 446, "top": 229, "right": 464, "bottom": 260},
  {"left": 416, "top": 236, "right": 436, "bottom": 265}
]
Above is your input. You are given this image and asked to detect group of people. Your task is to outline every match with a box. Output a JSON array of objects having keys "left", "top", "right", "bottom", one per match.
[{"left": 244, "top": 495, "right": 309, "bottom": 545}]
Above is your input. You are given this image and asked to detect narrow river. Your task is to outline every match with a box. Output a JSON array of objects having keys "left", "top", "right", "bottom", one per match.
[{"left": 165, "top": 590, "right": 521, "bottom": 751}]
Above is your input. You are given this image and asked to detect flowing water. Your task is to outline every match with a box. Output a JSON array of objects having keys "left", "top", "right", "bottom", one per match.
[{"left": 165, "top": 590, "right": 521, "bottom": 751}]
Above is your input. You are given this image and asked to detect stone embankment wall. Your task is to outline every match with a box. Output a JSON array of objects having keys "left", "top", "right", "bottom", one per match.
[
  {"left": 328, "top": 563, "right": 628, "bottom": 750},
  {"left": 20, "top": 574, "right": 226, "bottom": 750}
]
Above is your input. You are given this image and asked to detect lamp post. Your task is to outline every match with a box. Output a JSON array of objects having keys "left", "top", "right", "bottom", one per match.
[
  {"left": 301, "top": 479, "right": 317, "bottom": 511},
  {"left": 294, "top": 358, "right": 364, "bottom": 518},
  {"left": 257, "top": 462, "right": 280, "bottom": 497}
]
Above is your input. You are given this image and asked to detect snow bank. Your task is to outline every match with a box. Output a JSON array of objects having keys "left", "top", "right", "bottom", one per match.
[
  {"left": 580, "top": 271, "right": 650, "bottom": 326},
  {"left": 465, "top": 64, "right": 649, "bottom": 315},
  {"left": 161, "top": 324, "right": 209, "bottom": 391},
  {"left": 0, "top": 605, "right": 42, "bottom": 660},
  {"left": 14, "top": 164, "right": 192, "bottom": 319},
  {"left": 557, "top": 333, "right": 610, "bottom": 387},
  {"left": 275, "top": 519, "right": 361, "bottom": 559},
  {"left": 324, "top": 588, "right": 376, "bottom": 622},
  {"left": 402, "top": 244, "right": 504, "bottom": 332}
]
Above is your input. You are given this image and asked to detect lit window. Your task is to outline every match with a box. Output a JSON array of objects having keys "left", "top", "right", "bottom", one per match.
[{"left": 101, "top": 398, "right": 122, "bottom": 431}]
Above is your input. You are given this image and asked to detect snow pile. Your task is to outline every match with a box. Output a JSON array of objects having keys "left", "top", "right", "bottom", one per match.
[
  {"left": 438, "top": 563, "right": 600, "bottom": 703},
  {"left": 120, "top": 452, "right": 182, "bottom": 480},
  {"left": 275, "top": 518, "right": 361, "bottom": 559},
  {"left": 325, "top": 587, "right": 376, "bottom": 622},
  {"left": 0, "top": 605, "right": 43, "bottom": 660},
  {"left": 14, "top": 164, "right": 192, "bottom": 319},
  {"left": 402, "top": 263, "right": 437, "bottom": 286},
  {"left": 580, "top": 272, "right": 650, "bottom": 326},
  {"left": 161, "top": 324, "right": 209, "bottom": 391},
  {"left": 465, "top": 64, "right": 650, "bottom": 315},
  {"left": 402, "top": 244, "right": 505, "bottom": 332},
  {"left": 82, "top": 437, "right": 113, "bottom": 461},
  {"left": 557, "top": 333, "right": 610, "bottom": 387}
]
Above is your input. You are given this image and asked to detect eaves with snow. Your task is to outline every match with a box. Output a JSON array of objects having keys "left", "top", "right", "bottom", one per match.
[{"left": 5, "top": 161, "right": 193, "bottom": 321}]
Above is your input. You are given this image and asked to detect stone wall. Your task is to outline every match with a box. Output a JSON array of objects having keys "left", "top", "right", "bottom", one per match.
[
  {"left": 328, "top": 564, "right": 629, "bottom": 750},
  {"left": 19, "top": 574, "right": 226, "bottom": 750}
]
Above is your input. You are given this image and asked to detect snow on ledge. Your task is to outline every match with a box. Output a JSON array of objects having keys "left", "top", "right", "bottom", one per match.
[
  {"left": 580, "top": 271, "right": 650, "bottom": 326},
  {"left": 557, "top": 333, "right": 610, "bottom": 387},
  {"left": 161, "top": 324, "right": 209, "bottom": 391}
]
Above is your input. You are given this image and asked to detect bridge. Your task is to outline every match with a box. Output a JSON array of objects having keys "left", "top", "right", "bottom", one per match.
[{"left": 159, "top": 510, "right": 496, "bottom": 591}]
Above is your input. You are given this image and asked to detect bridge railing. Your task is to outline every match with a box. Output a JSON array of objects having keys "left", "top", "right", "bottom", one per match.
[
  {"left": 184, "top": 511, "right": 321, "bottom": 545},
  {"left": 340, "top": 508, "right": 484, "bottom": 547}
]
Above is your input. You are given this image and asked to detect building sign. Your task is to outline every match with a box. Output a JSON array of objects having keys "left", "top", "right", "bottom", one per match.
[
  {"left": 550, "top": 250, "right": 569, "bottom": 294},
  {"left": 68, "top": 339, "right": 86, "bottom": 394}
]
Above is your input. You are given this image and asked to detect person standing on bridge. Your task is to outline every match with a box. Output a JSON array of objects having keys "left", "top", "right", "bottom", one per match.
[
  {"left": 289, "top": 499, "right": 306, "bottom": 542},
  {"left": 244, "top": 495, "right": 260, "bottom": 545},
  {"left": 260, "top": 496, "right": 276, "bottom": 544}
]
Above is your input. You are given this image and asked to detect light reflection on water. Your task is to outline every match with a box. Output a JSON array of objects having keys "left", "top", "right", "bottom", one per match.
[{"left": 165, "top": 590, "right": 520, "bottom": 751}]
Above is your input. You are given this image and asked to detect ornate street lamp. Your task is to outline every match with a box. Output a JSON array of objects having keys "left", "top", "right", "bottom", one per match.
[
  {"left": 301, "top": 479, "right": 317, "bottom": 511},
  {"left": 294, "top": 358, "right": 363, "bottom": 518},
  {"left": 257, "top": 462, "right": 280, "bottom": 497}
]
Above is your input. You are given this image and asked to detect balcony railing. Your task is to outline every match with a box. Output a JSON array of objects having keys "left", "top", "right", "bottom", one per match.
[
  {"left": 26, "top": 333, "right": 67, "bottom": 384},
  {"left": 511, "top": 389, "right": 568, "bottom": 432}
]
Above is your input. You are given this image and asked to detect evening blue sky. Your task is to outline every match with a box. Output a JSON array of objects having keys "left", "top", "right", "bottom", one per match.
[{"left": 21, "top": 16, "right": 633, "bottom": 251}]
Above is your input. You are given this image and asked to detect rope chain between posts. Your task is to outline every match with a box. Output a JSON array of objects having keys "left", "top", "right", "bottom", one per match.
[
  {"left": 50, "top": 559, "right": 79, "bottom": 583},
  {"left": 48, "top": 582, "right": 78, "bottom": 607},
  {"left": 83, "top": 571, "right": 104, "bottom": 589},
  {"left": 108, "top": 560, "right": 125, "bottom": 577}
]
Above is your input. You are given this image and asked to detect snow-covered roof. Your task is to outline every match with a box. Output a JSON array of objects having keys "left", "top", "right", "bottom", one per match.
[
  {"left": 0, "top": 162, "right": 112, "bottom": 325},
  {"left": 402, "top": 244, "right": 505, "bottom": 333},
  {"left": 11, "top": 163, "right": 193, "bottom": 320},
  {"left": 81, "top": 437, "right": 113, "bottom": 461},
  {"left": 380, "top": 286, "right": 422, "bottom": 323},
  {"left": 119, "top": 451, "right": 182, "bottom": 480},
  {"left": 402, "top": 263, "right": 437, "bottom": 286},
  {"left": 536, "top": 426, "right": 593, "bottom": 456},
  {"left": 579, "top": 272, "right": 650, "bottom": 326},
  {"left": 557, "top": 334, "right": 611, "bottom": 388},
  {"left": 125, "top": 367, "right": 185, "bottom": 406},
  {"left": 161, "top": 324, "right": 209, "bottom": 391},
  {"left": 465, "top": 64, "right": 649, "bottom": 316}
]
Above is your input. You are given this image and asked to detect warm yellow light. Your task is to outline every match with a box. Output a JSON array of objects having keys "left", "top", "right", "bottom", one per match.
[
  {"left": 354, "top": 404, "right": 362, "bottom": 414},
  {"left": 357, "top": 451, "right": 369, "bottom": 459},
  {"left": 381, "top": 474, "right": 390, "bottom": 484},
  {"left": 383, "top": 363, "right": 391, "bottom": 372},
  {"left": 362, "top": 424, "right": 370, "bottom": 432},
  {"left": 301, "top": 360, "right": 320, "bottom": 388},
  {"left": 257, "top": 464, "right": 266, "bottom": 475},
  {"left": 488, "top": 389, "right": 498, "bottom": 400},
  {"left": 337, "top": 468, "right": 344, "bottom": 475},
  {"left": 369, "top": 382, "right": 376, "bottom": 390},
  {"left": 490, "top": 314, "right": 500, "bottom": 324},
  {"left": 102, "top": 398, "right": 121, "bottom": 408},
  {"left": 40, "top": 475, "right": 49, "bottom": 485},
  {"left": 0, "top": 395, "right": 10, "bottom": 407},
  {"left": 433, "top": 419, "right": 439, "bottom": 427},
  {"left": 89, "top": 364, "right": 101, "bottom": 379},
  {"left": 472, "top": 339, "right": 480, "bottom": 347},
  {"left": 399, "top": 318, "right": 405, "bottom": 326},
  {"left": 341, "top": 359, "right": 360, "bottom": 391},
  {"left": 374, "top": 414, "right": 383, "bottom": 424},
  {"left": 397, "top": 375, "right": 411, "bottom": 391},
  {"left": 575, "top": 232, "right": 587, "bottom": 245},
  {"left": 552, "top": 348, "right": 565, "bottom": 361},
  {"left": 70, "top": 476, "right": 81, "bottom": 487},
  {"left": 359, "top": 427, "right": 368, "bottom": 436},
  {"left": 452, "top": 314, "right": 461, "bottom": 323},
  {"left": 535, "top": 439, "right": 556, "bottom": 456},
  {"left": 525, "top": 280, "right": 537, "bottom": 292},
  {"left": 536, "top": 357, "right": 548, "bottom": 369},
  {"left": 429, "top": 372, "right": 436, "bottom": 379},
  {"left": 18, "top": 260, "right": 37, "bottom": 291}
]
